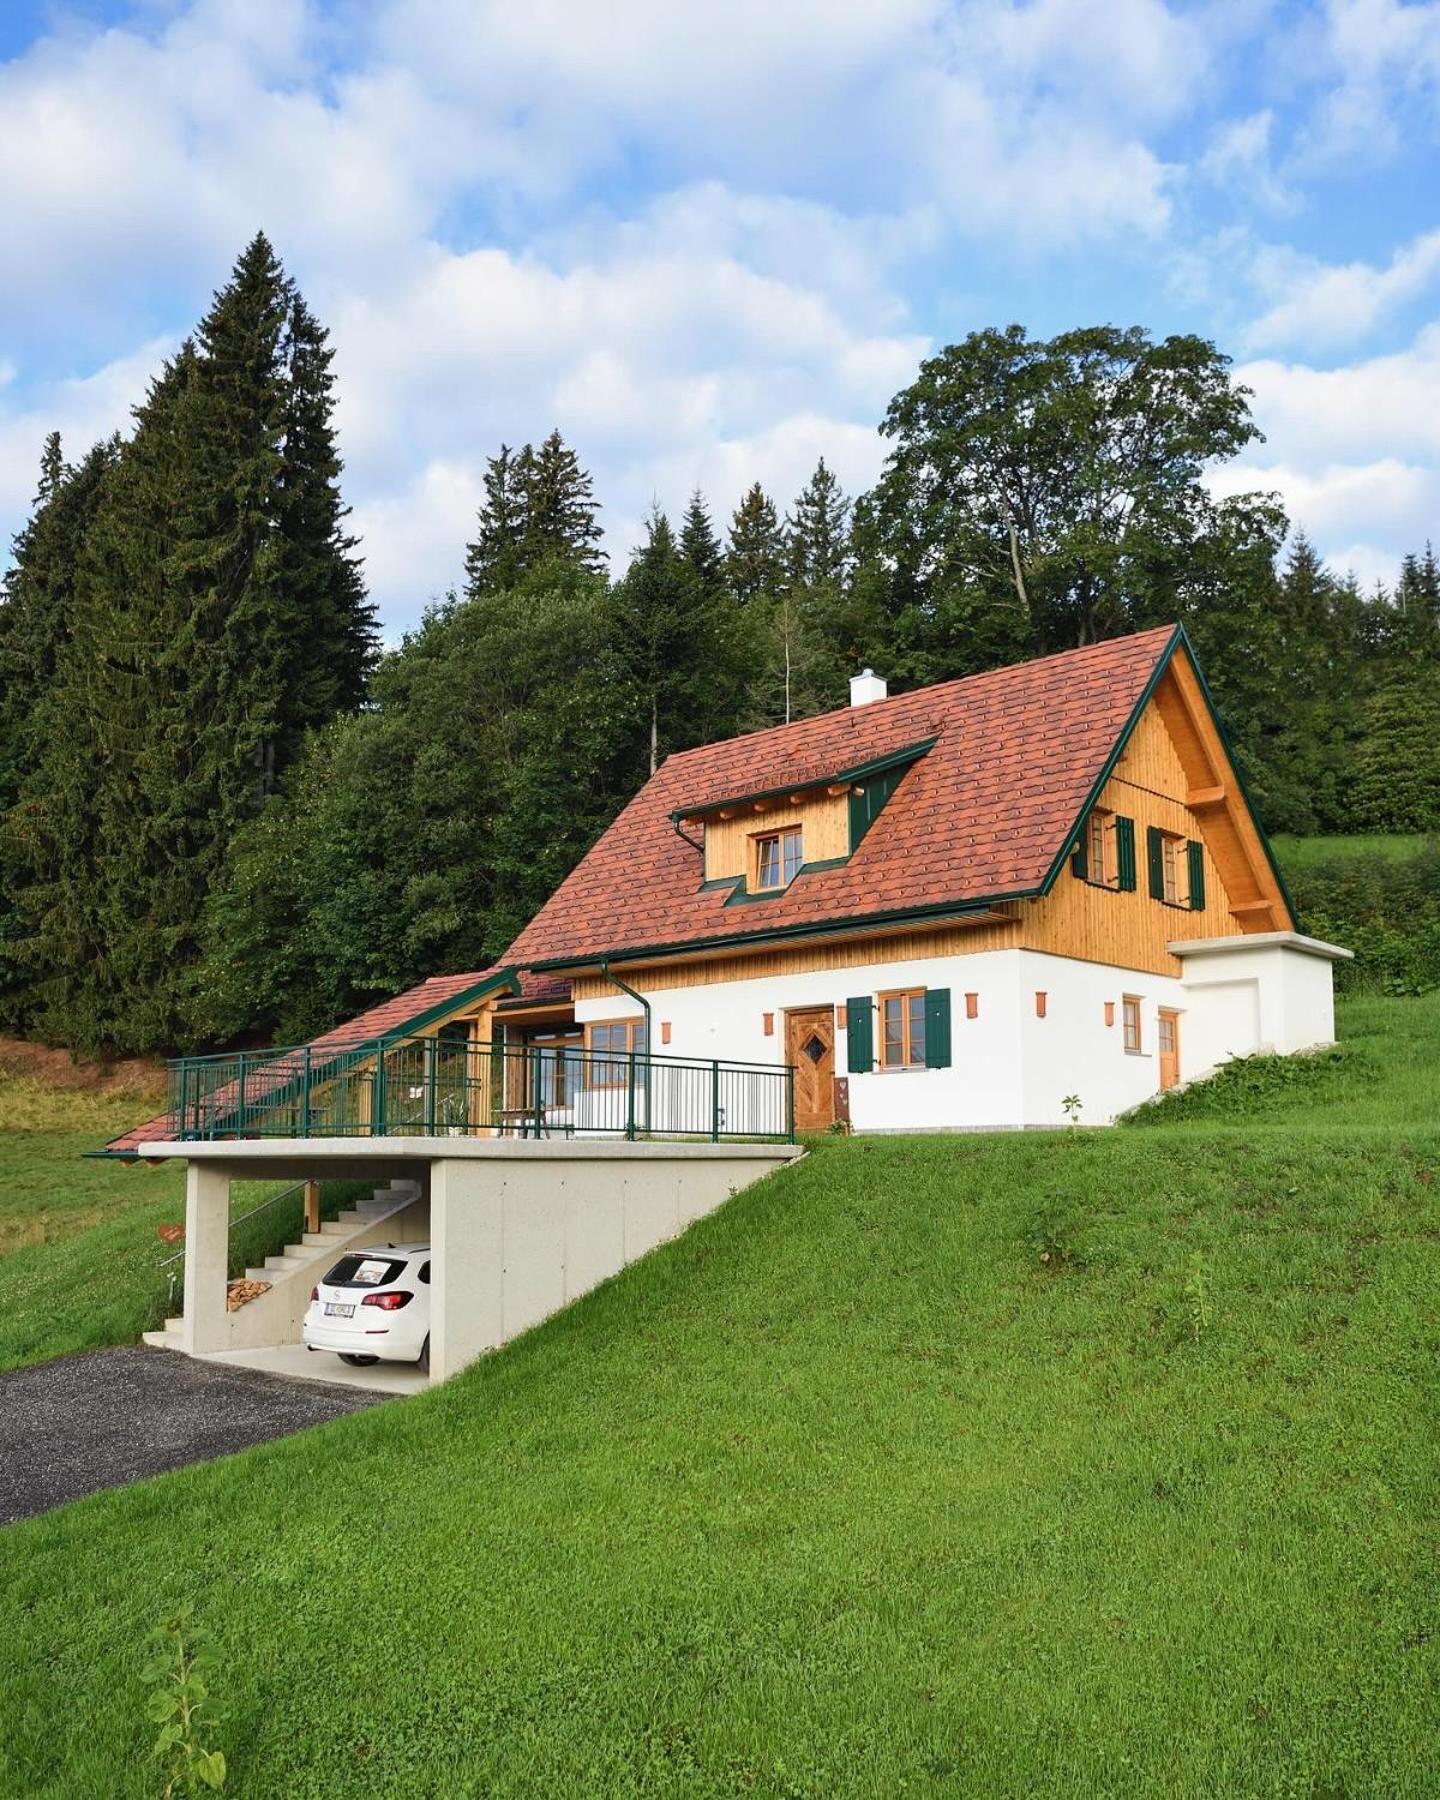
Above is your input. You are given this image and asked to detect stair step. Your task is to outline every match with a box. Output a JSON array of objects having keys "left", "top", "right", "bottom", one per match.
[
  {"left": 142, "top": 1329, "right": 183, "bottom": 1351},
  {"left": 165, "top": 1316, "right": 183, "bottom": 1333}
]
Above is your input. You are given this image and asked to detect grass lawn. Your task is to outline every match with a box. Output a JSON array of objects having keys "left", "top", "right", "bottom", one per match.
[
  {"left": 0, "top": 1075, "right": 366, "bottom": 1371},
  {"left": 1271, "top": 830, "right": 1433, "bottom": 870},
  {"left": 1, "top": 1001, "right": 1437, "bottom": 1795}
]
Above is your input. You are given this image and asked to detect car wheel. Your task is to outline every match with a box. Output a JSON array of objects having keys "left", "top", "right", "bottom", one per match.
[
  {"left": 339, "top": 1353, "right": 380, "bottom": 1367},
  {"left": 418, "top": 1334, "right": 430, "bottom": 1372}
]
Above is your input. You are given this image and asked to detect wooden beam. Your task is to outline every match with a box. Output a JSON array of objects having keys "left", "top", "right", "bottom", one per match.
[
  {"left": 304, "top": 1180, "right": 321, "bottom": 1235},
  {"left": 1187, "top": 784, "right": 1227, "bottom": 810}
]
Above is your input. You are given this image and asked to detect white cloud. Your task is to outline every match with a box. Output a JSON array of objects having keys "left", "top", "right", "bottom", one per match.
[
  {"left": 1199, "top": 111, "right": 1294, "bottom": 214},
  {"left": 1208, "top": 327, "right": 1440, "bottom": 590},
  {"left": 1242, "top": 231, "right": 1440, "bottom": 352},
  {"left": 1303, "top": 0, "right": 1440, "bottom": 163}
]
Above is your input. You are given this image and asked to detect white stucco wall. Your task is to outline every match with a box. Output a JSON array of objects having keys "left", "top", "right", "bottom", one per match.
[
  {"left": 1017, "top": 950, "right": 1186, "bottom": 1127},
  {"left": 576, "top": 950, "right": 1029, "bottom": 1133},
  {"left": 1174, "top": 933, "right": 1349, "bottom": 1073},
  {"left": 578, "top": 930, "right": 1348, "bottom": 1133}
]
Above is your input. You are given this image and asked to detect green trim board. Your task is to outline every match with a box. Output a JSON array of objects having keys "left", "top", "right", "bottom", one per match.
[
  {"left": 721, "top": 857, "right": 851, "bottom": 907},
  {"left": 671, "top": 737, "right": 937, "bottom": 824},
  {"left": 530, "top": 899, "right": 1007, "bottom": 973}
]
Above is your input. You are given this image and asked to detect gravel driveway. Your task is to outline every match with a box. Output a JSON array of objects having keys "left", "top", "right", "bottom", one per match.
[{"left": 0, "top": 1346, "right": 384, "bottom": 1525}]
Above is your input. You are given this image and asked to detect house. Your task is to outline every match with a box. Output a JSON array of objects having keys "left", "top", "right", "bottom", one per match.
[
  {"left": 105, "top": 625, "right": 1349, "bottom": 1383},
  {"left": 109, "top": 622, "right": 1348, "bottom": 1159}
]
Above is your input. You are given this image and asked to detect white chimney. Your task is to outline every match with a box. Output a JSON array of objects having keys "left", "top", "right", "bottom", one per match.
[{"left": 849, "top": 668, "right": 888, "bottom": 708}]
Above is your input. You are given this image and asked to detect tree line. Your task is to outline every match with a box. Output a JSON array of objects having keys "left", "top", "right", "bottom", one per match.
[{"left": 2, "top": 241, "right": 1437, "bottom": 1056}]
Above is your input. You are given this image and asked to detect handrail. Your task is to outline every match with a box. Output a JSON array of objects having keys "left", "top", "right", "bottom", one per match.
[
  {"left": 157, "top": 1177, "right": 310, "bottom": 1269},
  {"left": 163, "top": 1032, "right": 796, "bottom": 1145}
]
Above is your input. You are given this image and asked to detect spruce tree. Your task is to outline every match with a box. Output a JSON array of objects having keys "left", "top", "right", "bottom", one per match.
[
  {"left": 679, "top": 489, "right": 725, "bottom": 597},
  {"left": 522, "top": 430, "right": 606, "bottom": 574},
  {"left": 463, "top": 445, "right": 528, "bottom": 598},
  {"left": 4, "top": 234, "right": 374, "bottom": 1051},
  {"left": 618, "top": 508, "right": 707, "bottom": 774},
  {"left": 727, "top": 483, "right": 786, "bottom": 602},
  {"left": 275, "top": 292, "right": 376, "bottom": 754},
  {"left": 787, "top": 458, "right": 851, "bottom": 587}
]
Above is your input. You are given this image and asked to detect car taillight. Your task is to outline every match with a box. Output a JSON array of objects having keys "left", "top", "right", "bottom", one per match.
[
  {"left": 361, "top": 1290, "right": 413, "bottom": 1310},
  {"left": 310, "top": 1286, "right": 319, "bottom": 1302}
]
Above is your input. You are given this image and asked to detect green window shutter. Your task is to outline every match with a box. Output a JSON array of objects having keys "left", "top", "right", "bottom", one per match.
[
  {"left": 1146, "top": 825, "right": 1165, "bottom": 900},
  {"left": 1070, "top": 819, "right": 1089, "bottom": 880},
  {"left": 1187, "top": 840, "right": 1206, "bottom": 911},
  {"left": 1115, "top": 816, "right": 1137, "bottom": 891},
  {"left": 846, "top": 996, "right": 874, "bottom": 1073},
  {"left": 923, "top": 988, "right": 952, "bottom": 1069}
]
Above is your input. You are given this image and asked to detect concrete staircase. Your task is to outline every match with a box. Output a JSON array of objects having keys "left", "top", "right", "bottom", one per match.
[{"left": 143, "top": 1180, "right": 423, "bottom": 1354}]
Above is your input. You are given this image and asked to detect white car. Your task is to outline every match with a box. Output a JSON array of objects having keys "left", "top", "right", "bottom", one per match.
[{"left": 303, "top": 1244, "right": 431, "bottom": 1368}]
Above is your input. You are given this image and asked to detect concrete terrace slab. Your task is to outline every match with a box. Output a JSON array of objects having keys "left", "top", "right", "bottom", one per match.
[{"left": 0, "top": 1346, "right": 387, "bottom": 1526}]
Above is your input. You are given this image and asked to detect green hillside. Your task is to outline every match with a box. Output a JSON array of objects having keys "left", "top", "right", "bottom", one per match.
[{"left": 2, "top": 996, "right": 1438, "bottom": 1795}]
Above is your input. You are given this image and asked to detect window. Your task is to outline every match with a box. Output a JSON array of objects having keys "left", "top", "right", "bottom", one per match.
[
  {"left": 1161, "top": 833, "right": 1182, "bottom": 905},
  {"left": 586, "top": 1018, "right": 649, "bottom": 1086},
  {"left": 1147, "top": 827, "right": 1203, "bottom": 908},
  {"left": 755, "top": 825, "right": 803, "bottom": 890},
  {"left": 879, "top": 989, "right": 927, "bottom": 1069},
  {"left": 1087, "top": 810, "right": 1111, "bottom": 886},
  {"left": 1074, "top": 809, "right": 1136, "bottom": 891},
  {"left": 529, "top": 1033, "right": 582, "bottom": 1109},
  {"left": 1122, "top": 996, "right": 1142, "bottom": 1054}
]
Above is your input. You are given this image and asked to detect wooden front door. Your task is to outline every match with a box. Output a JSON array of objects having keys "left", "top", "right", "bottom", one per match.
[
  {"left": 1158, "top": 1009, "right": 1180, "bottom": 1091},
  {"left": 785, "top": 1006, "right": 836, "bottom": 1132}
]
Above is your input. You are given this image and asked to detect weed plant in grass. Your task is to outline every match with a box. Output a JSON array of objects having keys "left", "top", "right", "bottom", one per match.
[{"left": 0, "top": 997, "right": 1437, "bottom": 1795}]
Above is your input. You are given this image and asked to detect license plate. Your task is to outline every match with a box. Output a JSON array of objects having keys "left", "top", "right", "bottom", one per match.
[{"left": 324, "top": 1302, "right": 355, "bottom": 1318}]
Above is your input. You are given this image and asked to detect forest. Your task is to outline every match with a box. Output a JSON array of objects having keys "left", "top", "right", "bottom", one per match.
[{"left": 2, "top": 235, "right": 1438, "bottom": 1057}]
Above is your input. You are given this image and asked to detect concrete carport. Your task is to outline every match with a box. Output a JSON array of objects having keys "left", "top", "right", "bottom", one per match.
[{"left": 146, "top": 1136, "right": 803, "bottom": 1388}]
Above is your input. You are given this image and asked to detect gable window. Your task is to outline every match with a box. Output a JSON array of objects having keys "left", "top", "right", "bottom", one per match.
[
  {"left": 1087, "top": 809, "right": 1110, "bottom": 885},
  {"left": 879, "top": 989, "right": 927, "bottom": 1069},
  {"left": 755, "top": 825, "right": 803, "bottom": 891},
  {"left": 1072, "top": 809, "right": 1136, "bottom": 891},
  {"left": 1147, "top": 827, "right": 1206, "bottom": 910},
  {"left": 1161, "top": 833, "right": 1182, "bottom": 905},
  {"left": 586, "top": 1018, "right": 649, "bottom": 1086},
  {"left": 1122, "top": 995, "right": 1142, "bottom": 1054}
]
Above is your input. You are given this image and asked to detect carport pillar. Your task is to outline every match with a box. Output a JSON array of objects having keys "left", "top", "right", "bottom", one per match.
[
  {"left": 428, "top": 1158, "right": 504, "bottom": 1384},
  {"left": 180, "top": 1162, "right": 232, "bottom": 1355}
]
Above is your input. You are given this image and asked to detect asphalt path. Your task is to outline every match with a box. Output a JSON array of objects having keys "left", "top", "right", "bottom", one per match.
[{"left": 0, "top": 1345, "right": 384, "bottom": 1525}]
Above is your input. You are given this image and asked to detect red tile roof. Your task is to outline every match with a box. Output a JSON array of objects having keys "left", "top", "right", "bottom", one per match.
[{"left": 504, "top": 627, "right": 1180, "bottom": 970}]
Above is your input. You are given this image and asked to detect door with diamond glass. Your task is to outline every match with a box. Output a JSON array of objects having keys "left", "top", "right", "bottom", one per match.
[{"left": 785, "top": 1006, "right": 836, "bottom": 1131}]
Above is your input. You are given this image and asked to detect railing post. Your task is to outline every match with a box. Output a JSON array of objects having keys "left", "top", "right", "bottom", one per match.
[
  {"left": 178, "top": 1061, "right": 189, "bottom": 1140},
  {"left": 374, "top": 1046, "right": 387, "bottom": 1139},
  {"left": 711, "top": 1060, "right": 720, "bottom": 1142},
  {"left": 426, "top": 1038, "right": 437, "bottom": 1136},
  {"left": 236, "top": 1053, "right": 247, "bottom": 1138},
  {"left": 786, "top": 1063, "right": 796, "bottom": 1142},
  {"left": 625, "top": 1050, "right": 636, "bottom": 1141},
  {"left": 532, "top": 1048, "right": 544, "bottom": 1139},
  {"left": 302, "top": 1045, "right": 312, "bottom": 1138}
]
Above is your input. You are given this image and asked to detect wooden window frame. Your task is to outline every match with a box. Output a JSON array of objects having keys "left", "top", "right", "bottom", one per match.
[
  {"left": 1085, "top": 808, "right": 1116, "bottom": 889},
  {"left": 877, "top": 987, "right": 927, "bottom": 1071},
  {"left": 584, "top": 1017, "right": 649, "bottom": 1087},
  {"left": 753, "top": 824, "right": 804, "bottom": 891},
  {"left": 1160, "top": 831, "right": 1184, "bottom": 906},
  {"left": 1122, "top": 995, "right": 1143, "bottom": 1055}
]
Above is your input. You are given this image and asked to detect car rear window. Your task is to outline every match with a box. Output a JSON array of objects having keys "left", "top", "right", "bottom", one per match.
[{"left": 323, "top": 1255, "right": 409, "bottom": 1289}]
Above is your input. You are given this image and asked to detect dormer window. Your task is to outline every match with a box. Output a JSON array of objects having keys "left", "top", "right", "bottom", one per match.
[{"left": 755, "top": 826, "right": 803, "bottom": 890}]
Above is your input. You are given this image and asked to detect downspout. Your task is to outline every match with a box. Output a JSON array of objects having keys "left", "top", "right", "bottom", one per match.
[
  {"left": 672, "top": 816, "right": 705, "bottom": 861},
  {"left": 599, "top": 954, "right": 652, "bottom": 1140}
]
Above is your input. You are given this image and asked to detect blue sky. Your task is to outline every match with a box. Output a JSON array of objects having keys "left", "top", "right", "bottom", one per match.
[{"left": 2, "top": 0, "right": 1438, "bottom": 632}]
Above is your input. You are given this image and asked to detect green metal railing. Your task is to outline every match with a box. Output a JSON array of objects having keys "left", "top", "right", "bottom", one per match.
[{"left": 164, "top": 1033, "right": 796, "bottom": 1145}]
